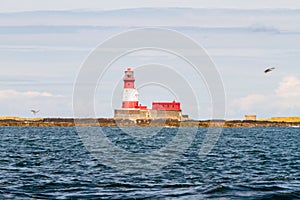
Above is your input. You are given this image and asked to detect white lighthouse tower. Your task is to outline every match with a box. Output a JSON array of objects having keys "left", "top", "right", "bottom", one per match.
[{"left": 122, "top": 68, "right": 139, "bottom": 109}]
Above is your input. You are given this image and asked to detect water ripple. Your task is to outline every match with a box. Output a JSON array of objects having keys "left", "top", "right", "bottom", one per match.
[{"left": 0, "top": 127, "right": 299, "bottom": 199}]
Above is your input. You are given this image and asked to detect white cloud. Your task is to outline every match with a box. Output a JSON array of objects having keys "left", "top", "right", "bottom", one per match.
[
  {"left": 234, "top": 94, "right": 268, "bottom": 111},
  {"left": 276, "top": 76, "right": 300, "bottom": 98},
  {"left": 232, "top": 76, "right": 300, "bottom": 118},
  {"left": 0, "top": 89, "right": 63, "bottom": 99},
  {"left": 0, "top": 89, "right": 70, "bottom": 117}
]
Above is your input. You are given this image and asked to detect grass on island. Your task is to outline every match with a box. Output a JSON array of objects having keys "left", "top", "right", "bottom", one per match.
[
  {"left": 0, "top": 116, "right": 43, "bottom": 121},
  {"left": 262, "top": 117, "right": 300, "bottom": 122}
]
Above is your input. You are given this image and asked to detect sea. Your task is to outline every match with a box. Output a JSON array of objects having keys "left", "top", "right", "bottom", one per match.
[{"left": 0, "top": 127, "right": 299, "bottom": 199}]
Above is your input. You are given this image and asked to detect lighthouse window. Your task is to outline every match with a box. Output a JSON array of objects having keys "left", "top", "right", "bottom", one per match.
[{"left": 126, "top": 72, "right": 133, "bottom": 78}]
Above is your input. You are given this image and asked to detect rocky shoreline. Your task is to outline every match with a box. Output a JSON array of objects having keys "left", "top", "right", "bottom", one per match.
[{"left": 0, "top": 118, "right": 299, "bottom": 128}]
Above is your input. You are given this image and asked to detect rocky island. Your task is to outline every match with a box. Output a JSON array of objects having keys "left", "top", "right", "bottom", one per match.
[{"left": 0, "top": 116, "right": 299, "bottom": 128}]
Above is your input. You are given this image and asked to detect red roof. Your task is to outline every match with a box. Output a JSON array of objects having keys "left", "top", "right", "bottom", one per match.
[{"left": 152, "top": 101, "right": 181, "bottom": 111}]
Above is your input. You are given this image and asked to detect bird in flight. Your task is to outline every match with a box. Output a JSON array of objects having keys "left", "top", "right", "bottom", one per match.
[
  {"left": 31, "top": 110, "right": 40, "bottom": 115},
  {"left": 264, "top": 67, "right": 275, "bottom": 73}
]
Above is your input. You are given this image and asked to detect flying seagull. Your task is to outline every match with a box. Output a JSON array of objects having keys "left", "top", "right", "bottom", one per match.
[
  {"left": 264, "top": 67, "right": 275, "bottom": 73},
  {"left": 31, "top": 110, "right": 40, "bottom": 115}
]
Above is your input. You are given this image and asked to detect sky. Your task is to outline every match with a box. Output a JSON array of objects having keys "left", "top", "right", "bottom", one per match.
[
  {"left": 0, "top": 1, "right": 300, "bottom": 119},
  {"left": 1, "top": 0, "right": 300, "bottom": 11}
]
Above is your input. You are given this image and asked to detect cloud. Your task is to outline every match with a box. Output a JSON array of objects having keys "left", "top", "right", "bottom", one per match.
[
  {"left": 0, "top": 90, "right": 69, "bottom": 117},
  {"left": 249, "top": 24, "right": 280, "bottom": 34},
  {"left": 234, "top": 94, "right": 268, "bottom": 111},
  {"left": 0, "top": 8, "right": 299, "bottom": 32},
  {"left": 0, "top": 45, "right": 90, "bottom": 52},
  {"left": 0, "top": 89, "right": 63, "bottom": 99},
  {"left": 232, "top": 76, "right": 300, "bottom": 117},
  {"left": 276, "top": 76, "right": 300, "bottom": 98},
  {"left": 1, "top": 0, "right": 300, "bottom": 13}
]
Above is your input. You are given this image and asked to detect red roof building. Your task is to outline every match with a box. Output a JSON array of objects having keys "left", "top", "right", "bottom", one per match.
[{"left": 152, "top": 101, "right": 181, "bottom": 111}]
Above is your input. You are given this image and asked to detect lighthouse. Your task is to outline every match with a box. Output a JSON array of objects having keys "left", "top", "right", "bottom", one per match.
[
  {"left": 122, "top": 68, "right": 139, "bottom": 109},
  {"left": 114, "top": 67, "right": 183, "bottom": 121}
]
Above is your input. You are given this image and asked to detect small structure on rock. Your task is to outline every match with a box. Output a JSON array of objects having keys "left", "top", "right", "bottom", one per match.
[{"left": 244, "top": 115, "right": 257, "bottom": 121}]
